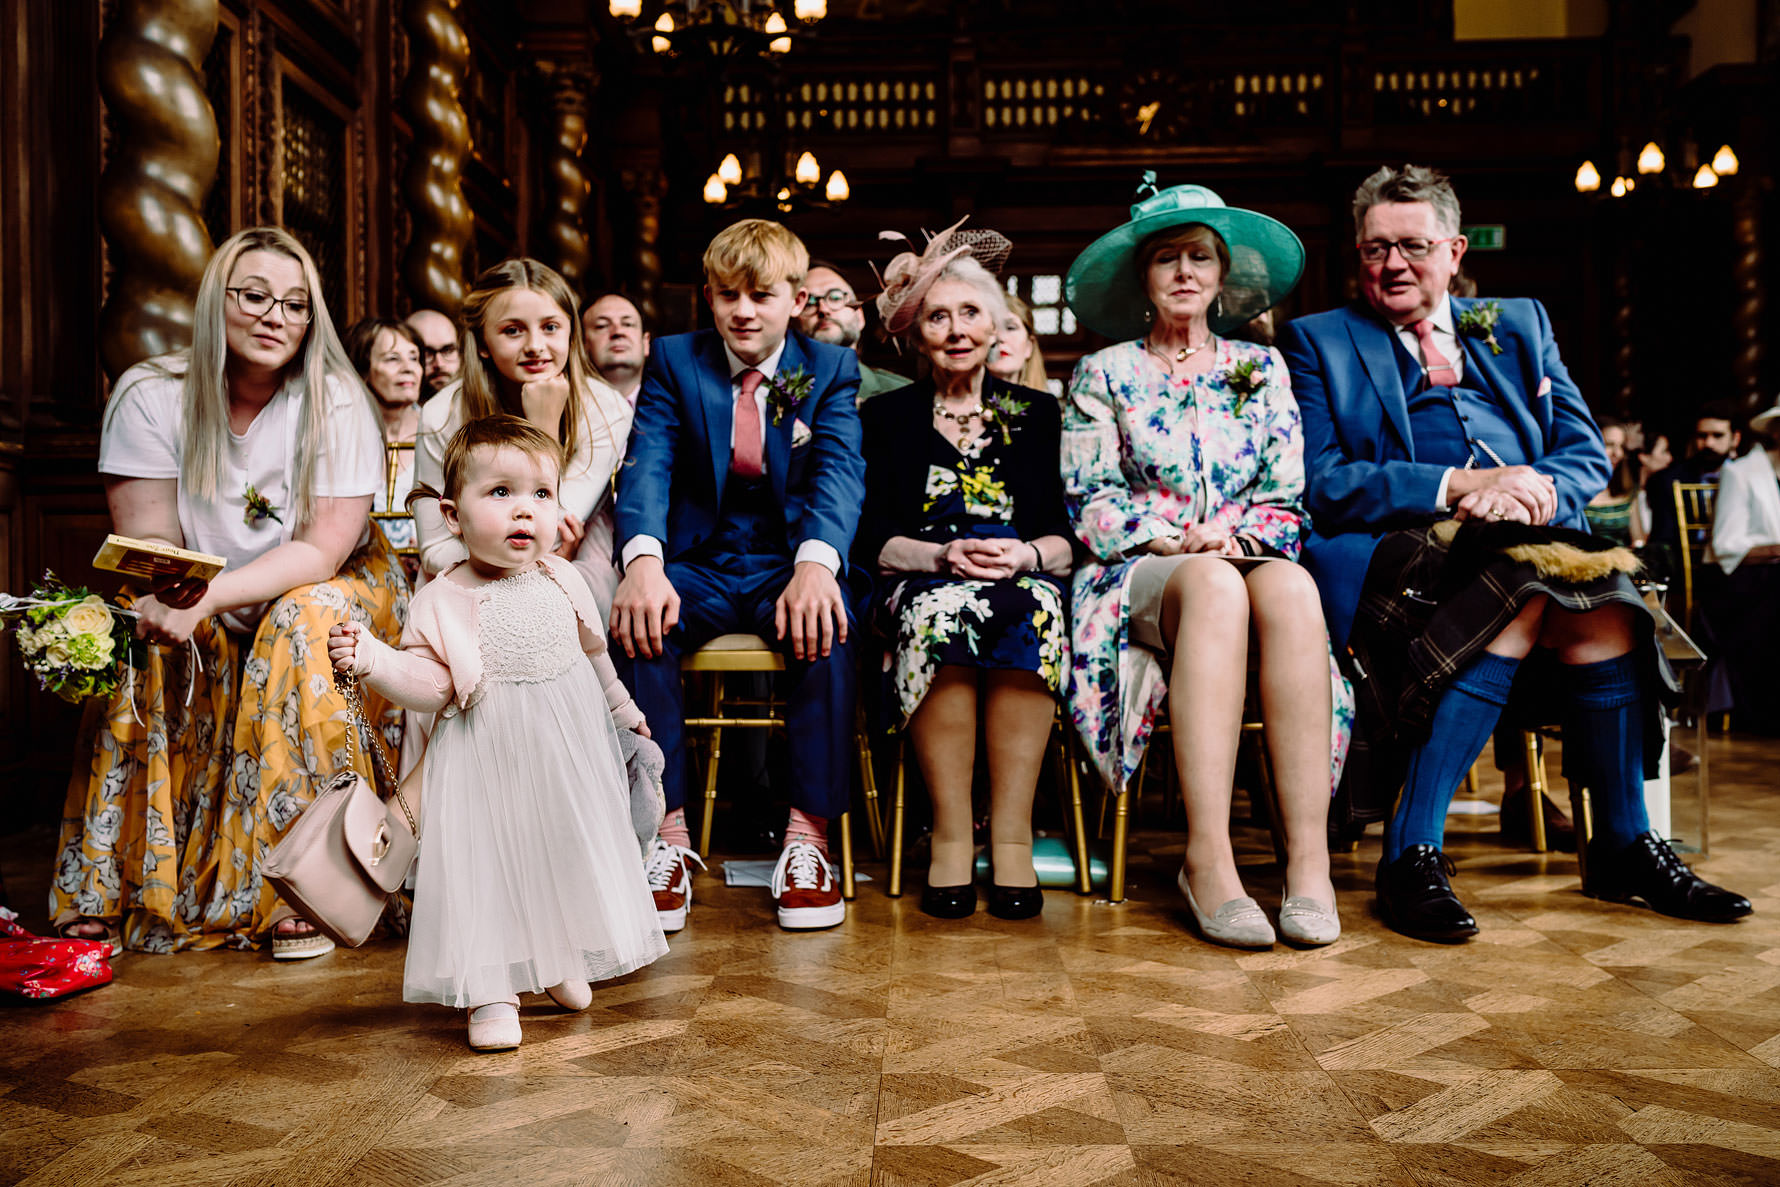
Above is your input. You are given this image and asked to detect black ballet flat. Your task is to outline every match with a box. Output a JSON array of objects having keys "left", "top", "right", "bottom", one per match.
[
  {"left": 987, "top": 883, "right": 1044, "bottom": 920},
  {"left": 920, "top": 882, "right": 977, "bottom": 919}
]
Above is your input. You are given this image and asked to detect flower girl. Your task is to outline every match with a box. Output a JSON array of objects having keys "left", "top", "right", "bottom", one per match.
[{"left": 329, "top": 414, "right": 665, "bottom": 1050}]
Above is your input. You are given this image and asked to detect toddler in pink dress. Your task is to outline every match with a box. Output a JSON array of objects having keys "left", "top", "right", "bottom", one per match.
[{"left": 330, "top": 415, "right": 666, "bottom": 1051}]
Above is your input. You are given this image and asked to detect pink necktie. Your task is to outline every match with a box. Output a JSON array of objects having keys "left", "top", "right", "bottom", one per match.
[
  {"left": 732, "top": 368, "right": 765, "bottom": 479},
  {"left": 1411, "top": 319, "right": 1460, "bottom": 389}
]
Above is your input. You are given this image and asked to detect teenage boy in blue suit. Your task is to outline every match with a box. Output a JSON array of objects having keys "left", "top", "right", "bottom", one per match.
[
  {"left": 1280, "top": 165, "right": 1750, "bottom": 942},
  {"left": 611, "top": 219, "right": 865, "bottom": 933}
]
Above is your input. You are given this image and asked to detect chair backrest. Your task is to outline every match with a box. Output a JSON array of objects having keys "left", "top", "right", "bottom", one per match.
[
  {"left": 1672, "top": 480, "right": 1718, "bottom": 631},
  {"left": 371, "top": 440, "right": 419, "bottom": 559}
]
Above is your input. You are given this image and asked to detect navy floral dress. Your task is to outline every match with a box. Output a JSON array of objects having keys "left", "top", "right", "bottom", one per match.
[{"left": 857, "top": 378, "right": 1074, "bottom": 729}]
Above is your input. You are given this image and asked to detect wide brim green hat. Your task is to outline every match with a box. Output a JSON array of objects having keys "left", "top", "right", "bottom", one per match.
[{"left": 1065, "top": 182, "right": 1306, "bottom": 340}]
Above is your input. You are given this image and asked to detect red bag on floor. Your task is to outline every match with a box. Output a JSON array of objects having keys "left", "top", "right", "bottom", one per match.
[{"left": 0, "top": 907, "right": 113, "bottom": 1001}]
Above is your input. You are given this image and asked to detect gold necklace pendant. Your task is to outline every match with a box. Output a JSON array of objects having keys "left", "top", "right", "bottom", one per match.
[{"left": 1175, "top": 338, "right": 1213, "bottom": 362}]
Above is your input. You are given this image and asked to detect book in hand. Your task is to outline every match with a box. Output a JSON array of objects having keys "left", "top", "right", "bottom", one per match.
[{"left": 92, "top": 535, "right": 227, "bottom": 583}]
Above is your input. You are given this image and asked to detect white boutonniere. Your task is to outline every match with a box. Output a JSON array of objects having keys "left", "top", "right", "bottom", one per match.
[
  {"left": 791, "top": 418, "right": 812, "bottom": 448},
  {"left": 1458, "top": 300, "right": 1505, "bottom": 356}
]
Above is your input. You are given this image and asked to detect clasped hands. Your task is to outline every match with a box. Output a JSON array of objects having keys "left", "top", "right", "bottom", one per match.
[
  {"left": 933, "top": 537, "right": 1035, "bottom": 579},
  {"left": 1448, "top": 465, "right": 1557, "bottom": 526},
  {"left": 133, "top": 574, "right": 211, "bottom": 647},
  {"left": 1144, "top": 523, "right": 1243, "bottom": 557},
  {"left": 610, "top": 556, "right": 847, "bottom": 662}
]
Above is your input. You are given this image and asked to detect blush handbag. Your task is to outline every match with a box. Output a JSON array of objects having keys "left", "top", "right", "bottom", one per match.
[{"left": 264, "top": 671, "right": 418, "bottom": 948}]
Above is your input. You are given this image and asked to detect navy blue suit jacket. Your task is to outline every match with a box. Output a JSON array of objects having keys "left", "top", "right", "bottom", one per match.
[
  {"left": 615, "top": 328, "right": 865, "bottom": 572},
  {"left": 1277, "top": 298, "right": 1610, "bottom": 646}
]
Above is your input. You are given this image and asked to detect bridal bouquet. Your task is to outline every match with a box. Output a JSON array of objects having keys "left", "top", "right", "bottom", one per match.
[{"left": 0, "top": 572, "right": 141, "bottom": 704}]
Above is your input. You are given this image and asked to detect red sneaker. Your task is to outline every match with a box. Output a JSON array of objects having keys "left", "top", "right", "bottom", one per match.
[
  {"left": 643, "top": 837, "right": 704, "bottom": 933},
  {"left": 771, "top": 840, "right": 845, "bottom": 930}
]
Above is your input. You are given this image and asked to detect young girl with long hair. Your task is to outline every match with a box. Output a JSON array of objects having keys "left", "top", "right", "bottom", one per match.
[
  {"left": 329, "top": 416, "right": 666, "bottom": 1050},
  {"left": 410, "top": 259, "right": 630, "bottom": 610}
]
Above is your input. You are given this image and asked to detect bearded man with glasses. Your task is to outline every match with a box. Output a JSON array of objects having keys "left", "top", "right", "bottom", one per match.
[
  {"left": 797, "top": 259, "right": 910, "bottom": 404},
  {"left": 1279, "top": 164, "right": 1751, "bottom": 943}
]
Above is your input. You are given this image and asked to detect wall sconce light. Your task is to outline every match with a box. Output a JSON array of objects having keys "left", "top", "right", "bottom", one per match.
[
  {"left": 1636, "top": 141, "right": 1665, "bottom": 175},
  {"left": 717, "top": 153, "right": 744, "bottom": 186},
  {"left": 651, "top": 12, "right": 674, "bottom": 53},
  {"left": 703, "top": 173, "right": 729, "bottom": 204},
  {"left": 824, "top": 170, "right": 849, "bottom": 202},
  {"left": 1693, "top": 165, "right": 1719, "bottom": 189},
  {"left": 1610, "top": 176, "right": 1633, "bottom": 198},
  {"left": 610, "top": 0, "right": 642, "bottom": 16},
  {"left": 793, "top": 0, "right": 826, "bottom": 18},
  {"left": 763, "top": 11, "right": 789, "bottom": 53},
  {"left": 1574, "top": 160, "right": 1601, "bottom": 193},
  {"left": 794, "top": 151, "right": 820, "bottom": 186},
  {"left": 1711, "top": 144, "right": 1739, "bottom": 176}
]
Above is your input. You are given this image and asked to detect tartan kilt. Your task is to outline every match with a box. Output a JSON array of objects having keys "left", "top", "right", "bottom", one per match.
[{"left": 1334, "top": 517, "right": 1674, "bottom": 841}]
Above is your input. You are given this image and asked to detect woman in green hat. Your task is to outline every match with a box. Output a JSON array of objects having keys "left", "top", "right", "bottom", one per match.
[{"left": 1061, "top": 179, "right": 1353, "bottom": 948}]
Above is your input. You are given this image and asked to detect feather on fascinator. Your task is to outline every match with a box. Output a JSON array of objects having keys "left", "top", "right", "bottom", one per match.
[{"left": 873, "top": 217, "right": 1014, "bottom": 337}]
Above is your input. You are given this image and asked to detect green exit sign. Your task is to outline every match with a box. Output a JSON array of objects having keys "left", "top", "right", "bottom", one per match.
[{"left": 1464, "top": 224, "right": 1506, "bottom": 251}]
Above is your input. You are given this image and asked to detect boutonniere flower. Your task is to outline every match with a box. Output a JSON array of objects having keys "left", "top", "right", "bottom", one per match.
[
  {"left": 1458, "top": 300, "right": 1505, "bottom": 355},
  {"left": 981, "top": 388, "right": 1030, "bottom": 445},
  {"left": 766, "top": 366, "right": 814, "bottom": 425},
  {"left": 243, "top": 483, "right": 283, "bottom": 527},
  {"left": 1221, "top": 358, "right": 1266, "bottom": 415}
]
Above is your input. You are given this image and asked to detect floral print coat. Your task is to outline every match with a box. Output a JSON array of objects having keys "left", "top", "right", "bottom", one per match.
[{"left": 1061, "top": 338, "right": 1354, "bottom": 793}]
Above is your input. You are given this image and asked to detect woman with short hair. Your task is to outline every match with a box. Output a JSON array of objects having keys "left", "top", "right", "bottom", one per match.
[{"left": 857, "top": 223, "right": 1075, "bottom": 920}]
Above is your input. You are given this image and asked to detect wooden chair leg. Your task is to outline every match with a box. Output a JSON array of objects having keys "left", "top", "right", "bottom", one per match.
[
  {"left": 839, "top": 811, "right": 856, "bottom": 901},
  {"left": 1571, "top": 783, "right": 1593, "bottom": 884},
  {"left": 1522, "top": 730, "right": 1547, "bottom": 853},
  {"left": 697, "top": 675, "right": 724, "bottom": 859},
  {"left": 855, "top": 714, "right": 884, "bottom": 859},
  {"left": 1108, "top": 786, "right": 1131, "bottom": 903},
  {"left": 888, "top": 739, "right": 907, "bottom": 898},
  {"left": 1063, "top": 730, "right": 1093, "bottom": 895},
  {"left": 1696, "top": 712, "right": 1710, "bottom": 856}
]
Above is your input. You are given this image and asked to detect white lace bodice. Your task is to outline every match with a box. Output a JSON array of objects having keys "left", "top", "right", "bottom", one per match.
[{"left": 477, "top": 565, "right": 583, "bottom": 685}]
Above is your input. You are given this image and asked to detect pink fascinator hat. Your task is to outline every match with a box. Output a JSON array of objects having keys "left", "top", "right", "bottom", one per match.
[{"left": 874, "top": 217, "right": 1014, "bottom": 338}]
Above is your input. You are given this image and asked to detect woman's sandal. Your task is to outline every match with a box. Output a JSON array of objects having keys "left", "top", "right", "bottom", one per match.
[
  {"left": 270, "top": 917, "right": 336, "bottom": 961},
  {"left": 59, "top": 918, "right": 122, "bottom": 958}
]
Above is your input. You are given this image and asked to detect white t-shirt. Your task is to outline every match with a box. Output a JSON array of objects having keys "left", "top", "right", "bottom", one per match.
[{"left": 99, "top": 358, "right": 384, "bottom": 631}]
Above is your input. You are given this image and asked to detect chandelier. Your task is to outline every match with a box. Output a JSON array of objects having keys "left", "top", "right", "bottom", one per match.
[
  {"left": 703, "top": 149, "right": 849, "bottom": 212},
  {"left": 608, "top": 0, "right": 826, "bottom": 59},
  {"left": 1574, "top": 142, "right": 1738, "bottom": 196}
]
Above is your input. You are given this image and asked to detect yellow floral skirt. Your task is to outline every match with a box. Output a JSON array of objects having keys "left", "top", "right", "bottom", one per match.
[{"left": 50, "top": 532, "right": 410, "bottom": 953}]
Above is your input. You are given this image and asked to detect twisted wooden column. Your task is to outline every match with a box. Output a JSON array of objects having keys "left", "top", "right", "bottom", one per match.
[
  {"left": 631, "top": 171, "right": 664, "bottom": 327},
  {"left": 1729, "top": 186, "right": 1763, "bottom": 410},
  {"left": 96, "top": 0, "right": 219, "bottom": 381},
  {"left": 539, "top": 65, "right": 594, "bottom": 292},
  {"left": 401, "top": 0, "right": 472, "bottom": 315}
]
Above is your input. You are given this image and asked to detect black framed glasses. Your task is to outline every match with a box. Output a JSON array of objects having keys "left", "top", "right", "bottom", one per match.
[
  {"left": 811, "top": 288, "right": 861, "bottom": 310},
  {"left": 1356, "top": 237, "right": 1458, "bottom": 264},
  {"left": 226, "top": 287, "right": 313, "bottom": 324},
  {"left": 420, "top": 343, "right": 461, "bottom": 364}
]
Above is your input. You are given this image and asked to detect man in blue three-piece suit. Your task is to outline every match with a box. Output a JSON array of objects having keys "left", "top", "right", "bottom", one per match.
[
  {"left": 610, "top": 219, "right": 866, "bottom": 934},
  {"left": 1279, "top": 164, "right": 1750, "bottom": 942}
]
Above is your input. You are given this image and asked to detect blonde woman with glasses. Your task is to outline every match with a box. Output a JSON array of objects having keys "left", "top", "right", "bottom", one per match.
[{"left": 54, "top": 227, "right": 407, "bottom": 959}]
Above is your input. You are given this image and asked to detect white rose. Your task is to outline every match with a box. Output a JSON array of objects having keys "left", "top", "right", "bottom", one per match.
[
  {"left": 64, "top": 596, "right": 113, "bottom": 638},
  {"left": 44, "top": 642, "right": 72, "bottom": 667}
]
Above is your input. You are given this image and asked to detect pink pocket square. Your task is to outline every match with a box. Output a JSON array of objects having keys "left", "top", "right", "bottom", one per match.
[
  {"left": 791, "top": 418, "right": 813, "bottom": 448},
  {"left": 1535, "top": 377, "right": 1552, "bottom": 398}
]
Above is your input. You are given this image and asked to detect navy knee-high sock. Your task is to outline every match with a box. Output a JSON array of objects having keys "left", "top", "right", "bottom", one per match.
[
  {"left": 1560, "top": 653, "right": 1649, "bottom": 850},
  {"left": 1384, "top": 650, "right": 1522, "bottom": 862}
]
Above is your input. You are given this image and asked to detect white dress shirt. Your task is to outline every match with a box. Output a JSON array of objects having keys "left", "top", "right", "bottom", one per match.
[
  {"left": 1396, "top": 295, "right": 1469, "bottom": 511},
  {"left": 621, "top": 336, "right": 841, "bottom": 574}
]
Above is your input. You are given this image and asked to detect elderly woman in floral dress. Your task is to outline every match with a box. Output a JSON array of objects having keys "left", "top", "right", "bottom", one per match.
[
  {"left": 857, "top": 222, "right": 1075, "bottom": 921},
  {"left": 1063, "top": 180, "right": 1352, "bottom": 947}
]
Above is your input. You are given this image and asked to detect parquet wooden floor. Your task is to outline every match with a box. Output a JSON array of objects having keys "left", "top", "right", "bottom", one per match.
[{"left": 4, "top": 736, "right": 1780, "bottom": 1186}]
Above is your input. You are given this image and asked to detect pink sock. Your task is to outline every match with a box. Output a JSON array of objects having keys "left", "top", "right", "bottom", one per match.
[
  {"left": 784, "top": 808, "right": 829, "bottom": 860},
  {"left": 660, "top": 808, "right": 691, "bottom": 849}
]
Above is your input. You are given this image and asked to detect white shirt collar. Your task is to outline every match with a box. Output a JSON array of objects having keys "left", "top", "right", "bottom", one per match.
[
  {"left": 723, "top": 337, "right": 787, "bottom": 383},
  {"left": 1391, "top": 294, "right": 1456, "bottom": 337}
]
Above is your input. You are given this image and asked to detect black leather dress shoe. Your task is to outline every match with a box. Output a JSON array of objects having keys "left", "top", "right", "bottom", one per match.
[
  {"left": 987, "top": 884, "right": 1043, "bottom": 920},
  {"left": 1376, "top": 844, "right": 1479, "bottom": 942},
  {"left": 1583, "top": 831, "right": 1753, "bottom": 923},
  {"left": 920, "top": 882, "right": 977, "bottom": 919}
]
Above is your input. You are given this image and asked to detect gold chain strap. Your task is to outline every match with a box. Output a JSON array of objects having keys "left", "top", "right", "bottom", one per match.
[{"left": 334, "top": 668, "right": 418, "bottom": 837}]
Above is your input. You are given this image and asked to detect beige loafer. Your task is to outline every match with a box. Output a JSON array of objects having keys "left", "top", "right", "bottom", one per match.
[
  {"left": 1278, "top": 896, "right": 1342, "bottom": 946},
  {"left": 1178, "top": 869, "right": 1276, "bottom": 949}
]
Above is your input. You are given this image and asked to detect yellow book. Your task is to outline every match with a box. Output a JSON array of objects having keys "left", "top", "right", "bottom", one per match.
[{"left": 92, "top": 535, "right": 227, "bottom": 583}]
